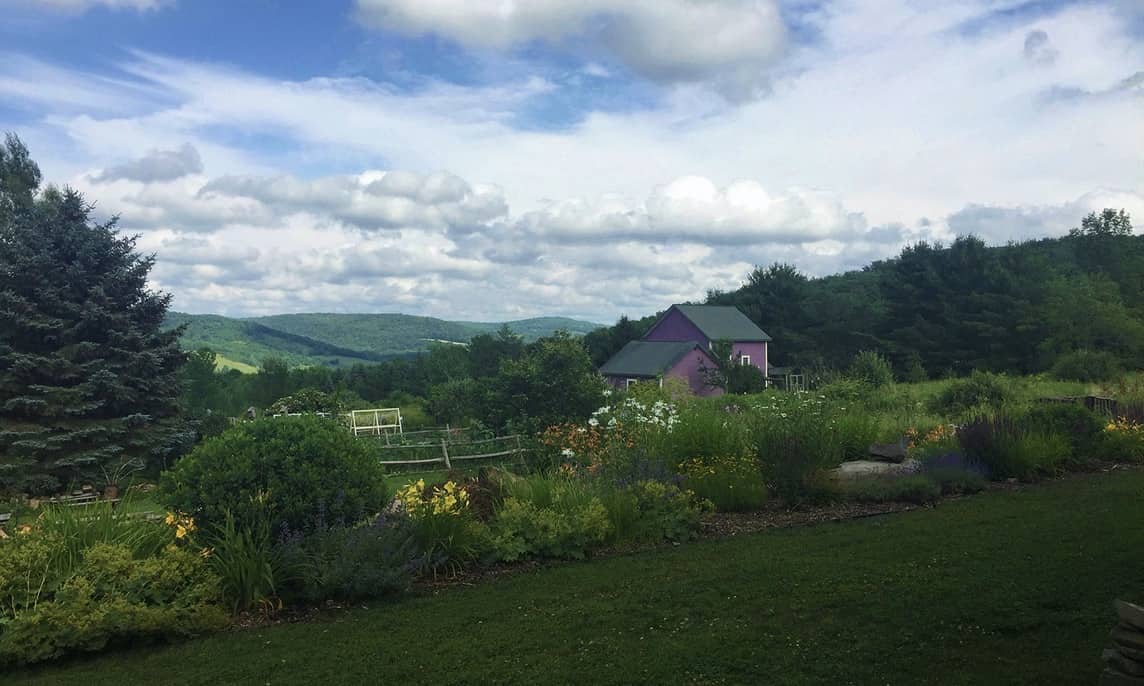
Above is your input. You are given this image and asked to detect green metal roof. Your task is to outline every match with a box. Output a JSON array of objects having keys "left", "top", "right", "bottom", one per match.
[
  {"left": 599, "top": 340, "right": 706, "bottom": 378},
  {"left": 673, "top": 305, "right": 772, "bottom": 342}
]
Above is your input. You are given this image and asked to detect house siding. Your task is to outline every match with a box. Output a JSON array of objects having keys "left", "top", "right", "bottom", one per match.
[
  {"left": 667, "top": 349, "right": 723, "bottom": 397},
  {"left": 644, "top": 308, "right": 710, "bottom": 347},
  {"left": 732, "top": 341, "right": 768, "bottom": 377}
]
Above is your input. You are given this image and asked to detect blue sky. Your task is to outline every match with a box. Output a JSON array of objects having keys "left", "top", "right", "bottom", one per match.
[{"left": 1, "top": 0, "right": 1141, "bottom": 322}]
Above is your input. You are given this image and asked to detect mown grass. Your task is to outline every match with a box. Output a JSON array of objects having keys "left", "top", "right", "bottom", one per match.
[
  {"left": 9, "top": 469, "right": 1142, "bottom": 685},
  {"left": 213, "top": 355, "right": 258, "bottom": 374}
]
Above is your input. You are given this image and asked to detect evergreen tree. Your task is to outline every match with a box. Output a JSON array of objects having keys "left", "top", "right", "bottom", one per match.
[{"left": 0, "top": 135, "right": 186, "bottom": 493}]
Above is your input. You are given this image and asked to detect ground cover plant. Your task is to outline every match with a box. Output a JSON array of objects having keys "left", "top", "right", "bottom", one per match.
[{"left": 9, "top": 469, "right": 1144, "bottom": 685}]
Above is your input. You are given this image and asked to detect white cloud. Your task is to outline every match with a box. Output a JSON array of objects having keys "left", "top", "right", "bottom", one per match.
[
  {"left": 2, "top": 0, "right": 1142, "bottom": 322},
  {"left": 353, "top": 0, "right": 786, "bottom": 99},
  {"left": 95, "top": 143, "right": 202, "bottom": 183},
  {"left": 515, "top": 176, "right": 868, "bottom": 245}
]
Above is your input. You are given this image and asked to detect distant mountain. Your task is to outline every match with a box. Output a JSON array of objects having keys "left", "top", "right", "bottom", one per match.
[{"left": 164, "top": 312, "right": 603, "bottom": 368}]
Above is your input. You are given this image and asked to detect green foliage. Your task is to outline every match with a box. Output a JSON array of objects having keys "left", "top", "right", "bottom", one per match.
[
  {"left": 275, "top": 516, "right": 422, "bottom": 604},
  {"left": 11, "top": 470, "right": 1144, "bottom": 686},
  {"left": 957, "top": 416, "right": 1072, "bottom": 480},
  {"left": 266, "top": 387, "right": 345, "bottom": 416},
  {"left": 836, "top": 475, "right": 942, "bottom": 504},
  {"left": 201, "top": 511, "right": 277, "bottom": 614},
  {"left": 1020, "top": 402, "right": 1104, "bottom": 457},
  {"left": 161, "top": 416, "right": 388, "bottom": 533},
  {"left": 655, "top": 399, "right": 753, "bottom": 464},
  {"left": 750, "top": 395, "right": 864, "bottom": 503},
  {"left": 700, "top": 340, "right": 768, "bottom": 394},
  {"left": 33, "top": 499, "right": 173, "bottom": 580},
  {"left": 679, "top": 456, "right": 768, "bottom": 512},
  {"left": 166, "top": 311, "right": 598, "bottom": 369},
  {"left": 927, "top": 371, "right": 1014, "bottom": 416},
  {"left": 849, "top": 350, "right": 893, "bottom": 388},
  {"left": 0, "top": 541, "right": 226, "bottom": 667},
  {"left": 491, "top": 496, "right": 612, "bottom": 561},
  {"left": 629, "top": 481, "right": 710, "bottom": 542},
  {"left": 427, "top": 377, "right": 486, "bottom": 425},
  {"left": 1049, "top": 349, "right": 1123, "bottom": 382},
  {"left": 484, "top": 332, "right": 605, "bottom": 434},
  {"left": 0, "top": 135, "right": 186, "bottom": 491}
]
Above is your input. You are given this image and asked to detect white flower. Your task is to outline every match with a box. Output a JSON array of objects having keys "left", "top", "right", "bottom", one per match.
[
  {"left": 561, "top": 448, "right": 575, "bottom": 458},
  {"left": 602, "top": 389, "right": 612, "bottom": 397},
  {"left": 588, "top": 417, "right": 599, "bottom": 427}
]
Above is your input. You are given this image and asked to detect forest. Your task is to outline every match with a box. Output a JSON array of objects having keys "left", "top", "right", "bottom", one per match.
[
  {"left": 176, "top": 209, "right": 1139, "bottom": 434},
  {"left": 585, "top": 209, "right": 1140, "bottom": 380}
]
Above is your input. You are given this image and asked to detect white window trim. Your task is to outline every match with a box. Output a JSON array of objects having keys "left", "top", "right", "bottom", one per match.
[
  {"left": 626, "top": 378, "right": 638, "bottom": 388},
  {"left": 741, "top": 354, "right": 751, "bottom": 366}
]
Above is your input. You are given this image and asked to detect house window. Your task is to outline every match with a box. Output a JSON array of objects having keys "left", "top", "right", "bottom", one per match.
[
  {"left": 626, "top": 378, "right": 638, "bottom": 388},
  {"left": 740, "top": 355, "right": 751, "bottom": 366}
]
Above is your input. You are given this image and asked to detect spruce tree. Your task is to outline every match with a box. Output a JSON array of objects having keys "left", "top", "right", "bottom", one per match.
[{"left": 0, "top": 134, "right": 186, "bottom": 494}]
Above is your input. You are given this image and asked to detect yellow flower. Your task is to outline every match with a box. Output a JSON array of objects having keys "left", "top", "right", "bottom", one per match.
[
  {"left": 175, "top": 524, "right": 188, "bottom": 539},
  {"left": 164, "top": 512, "right": 176, "bottom": 526}
]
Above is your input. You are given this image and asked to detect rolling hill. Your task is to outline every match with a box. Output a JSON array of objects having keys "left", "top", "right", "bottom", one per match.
[{"left": 164, "top": 312, "right": 602, "bottom": 369}]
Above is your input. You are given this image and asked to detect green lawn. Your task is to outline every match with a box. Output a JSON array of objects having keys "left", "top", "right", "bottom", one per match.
[{"left": 11, "top": 470, "right": 1144, "bottom": 685}]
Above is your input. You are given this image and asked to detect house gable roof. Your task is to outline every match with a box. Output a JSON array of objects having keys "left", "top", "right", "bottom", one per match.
[
  {"left": 599, "top": 340, "right": 709, "bottom": 378},
  {"left": 669, "top": 304, "right": 772, "bottom": 342}
]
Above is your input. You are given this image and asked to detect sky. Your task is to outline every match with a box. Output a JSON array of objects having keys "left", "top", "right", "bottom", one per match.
[{"left": 1, "top": 0, "right": 1142, "bottom": 323}]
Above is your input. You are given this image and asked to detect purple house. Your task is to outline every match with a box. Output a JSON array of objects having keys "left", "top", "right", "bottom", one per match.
[{"left": 600, "top": 304, "right": 772, "bottom": 396}]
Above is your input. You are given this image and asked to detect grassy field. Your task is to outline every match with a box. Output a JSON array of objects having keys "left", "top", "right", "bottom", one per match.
[
  {"left": 214, "top": 354, "right": 257, "bottom": 374},
  {"left": 10, "top": 468, "right": 1142, "bottom": 685}
]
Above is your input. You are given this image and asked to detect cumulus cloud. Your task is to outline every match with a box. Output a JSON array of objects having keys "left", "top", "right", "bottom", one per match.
[
  {"left": 94, "top": 143, "right": 202, "bottom": 183},
  {"left": 515, "top": 177, "right": 869, "bottom": 245},
  {"left": 3, "top": 0, "right": 1143, "bottom": 321},
  {"left": 353, "top": 0, "right": 786, "bottom": 99},
  {"left": 198, "top": 170, "right": 508, "bottom": 233}
]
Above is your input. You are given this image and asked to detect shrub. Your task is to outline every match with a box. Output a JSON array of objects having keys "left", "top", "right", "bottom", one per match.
[
  {"left": 629, "top": 480, "right": 710, "bottom": 542},
  {"left": 751, "top": 396, "right": 846, "bottom": 504},
  {"left": 491, "top": 496, "right": 612, "bottom": 561},
  {"left": 928, "top": 371, "right": 1014, "bottom": 416},
  {"left": 202, "top": 511, "right": 277, "bottom": 614},
  {"left": 266, "top": 387, "right": 345, "bottom": 416},
  {"left": 33, "top": 499, "right": 173, "bottom": 580},
  {"left": 0, "top": 541, "right": 226, "bottom": 667},
  {"left": 161, "top": 416, "right": 388, "bottom": 533},
  {"left": 276, "top": 515, "right": 423, "bottom": 604},
  {"left": 957, "top": 416, "right": 1071, "bottom": 480},
  {"left": 394, "top": 479, "right": 489, "bottom": 576},
  {"left": 838, "top": 474, "right": 942, "bottom": 504},
  {"left": 1022, "top": 402, "right": 1104, "bottom": 459},
  {"left": 679, "top": 456, "right": 768, "bottom": 512},
  {"left": 1050, "top": 349, "right": 1123, "bottom": 382},
  {"left": 1097, "top": 417, "right": 1144, "bottom": 463},
  {"left": 919, "top": 452, "right": 988, "bottom": 495},
  {"left": 849, "top": 350, "right": 894, "bottom": 388},
  {"left": 658, "top": 400, "right": 754, "bottom": 464}
]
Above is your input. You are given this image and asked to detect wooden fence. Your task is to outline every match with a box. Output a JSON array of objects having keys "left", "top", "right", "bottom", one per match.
[{"left": 374, "top": 434, "right": 526, "bottom": 470}]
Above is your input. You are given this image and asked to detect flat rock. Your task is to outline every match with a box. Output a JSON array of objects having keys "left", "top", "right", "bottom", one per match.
[
  {"left": 868, "top": 442, "right": 908, "bottom": 463},
  {"left": 831, "top": 459, "right": 921, "bottom": 479},
  {"left": 1101, "top": 668, "right": 1144, "bottom": 685},
  {"left": 1118, "top": 601, "right": 1144, "bottom": 631},
  {"left": 1112, "top": 626, "right": 1144, "bottom": 652},
  {"left": 1106, "top": 650, "right": 1144, "bottom": 676}
]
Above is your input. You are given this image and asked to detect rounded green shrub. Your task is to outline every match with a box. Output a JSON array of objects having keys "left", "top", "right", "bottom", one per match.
[
  {"left": 1049, "top": 349, "right": 1123, "bottom": 383},
  {"left": 161, "top": 416, "right": 388, "bottom": 533},
  {"left": 928, "top": 371, "right": 1014, "bottom": 416},
  {"left": 849, "top": 350, "right": 894, "bottom": 388}
]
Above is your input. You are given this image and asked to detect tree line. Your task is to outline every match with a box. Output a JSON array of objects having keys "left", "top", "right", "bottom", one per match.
[{"left": 586, "top": 209, "right": 1140, "bottom": 380}]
